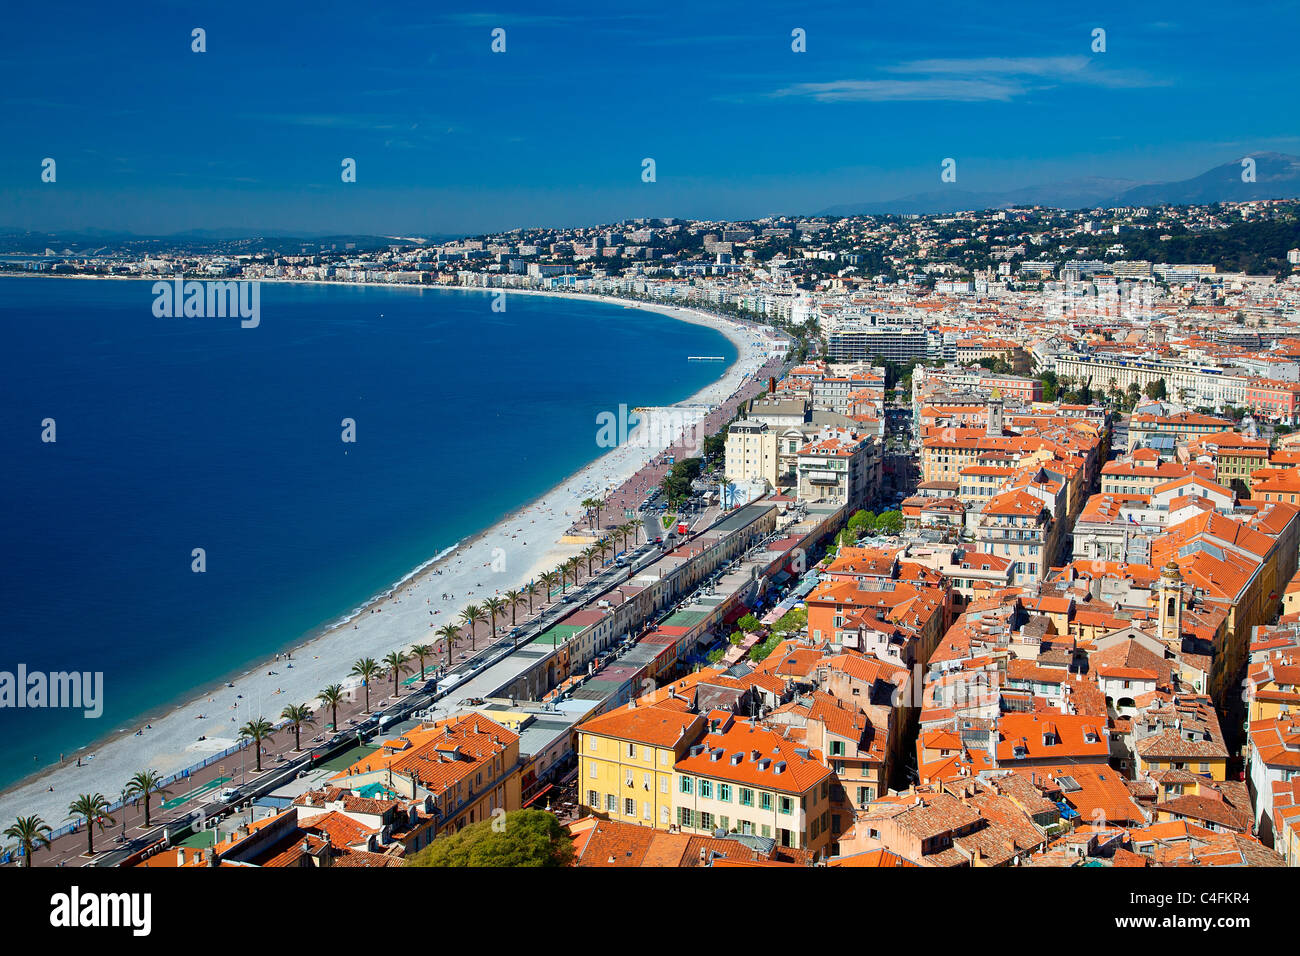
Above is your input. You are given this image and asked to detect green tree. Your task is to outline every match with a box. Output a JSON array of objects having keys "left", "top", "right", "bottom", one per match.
[
  {"left": 238, "top": 717, "right": 276, "bottom": 772},
  {"left": 748, "top": 633, "right": 784, "bottom": 662},
  {"left": 409, "top": 644, "right": 434, "bottom": 681},
  {"left": 280, "top": 703, "right": 315, "bottom": 751},
  {"left": 436, "top": 623, "right": 461, "bottom": 666},
  {"left": 460, "top": 604, "right": 486, "bottom": 649},
  {"left": 875, "top": 510, "right": 904, "bottom": 535},
  {"left": 771, "top": 607, "right": 807, "bottom": 635},
  {"left": 482, "top": 595, "right": 508, "bottom": 642},
  {"left": 846, "top": 509, "right": 872, "bottom": 536},
  {"left": 503, "top": 591, "right": 523, "bottom": 628},
  {"left": 562, "top": 556, "right": 582, "bottom": 592},
  {"left": 660, "top": 457, "right": 704, "bottom": 507},
  {"left": 404, "top": 809, "right": 575, "bottom": 867},
  {"left": 350, "top": 657, "right": 383, "bottom": 712},
  {"left": 317, "top": 684, "right": 346, "bottom": 731},
  {"left": 125, "top": 770, "right": 171, "bottom": 828},
  {"left": 4, "top": 815, "right": 52, "bottom": 867},
  {"left": 1039, "top": 370, "right": 1059, "bottom": 402},
  {"left": 66, "top": 793, "right": 114, "bottom": 856},
  {"left": 383, "top": 649, "right": 410, "bottom": 696},
  {"left": 736, "top": 613, "right": 761, "bottom": 633}
]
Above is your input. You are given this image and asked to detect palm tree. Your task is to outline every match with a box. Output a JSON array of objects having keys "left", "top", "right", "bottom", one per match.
[
  {"left": 409, "top": 643, "right": 434, "bottom": 680},
  {"left": 66, "top": 793, "right": 114, "bottom": 856},
  {"left": 582, "top": 544, "right": 598, "bottom": 576},
  {"left": 125, "top": 770, "right": 170, "bottom": 829},
  {"left": 460, "top": 603, "right": 486, "bottom": 650},
  {"left": 597, "top": 539, "right": 613, "bottom": 565},
  {"left": 580, "top": 497, "right": 599, "bottom": 530},
  {"left": 238, "top": 717, "right": 276, "bottom": 773},
  {"left": 482, "top": 596, "right": 506, "bottom": 640},
  {"left": 280, "top": 704, "right": 314, "bottom": 751},
  {"left": 383, "top": 649, "right": 410, "bottom": 696},
  {"left": 4, "top": 815, "right": 52, "bottom": 868},
  {"left": 539, "top": 570, "right": 560, "bottom": 603},
  {"left": 565, "top": 556, "right": 582, "bottom": 588},
  {"left": 317, "top": 684, "right": 345, "bottom": 732},
  {"left": 589, "top": 496, "right": 605, "bottom": 530},
  {"left": 350, "top": 657, "right": 382, "bottom": 712},
  {"left": 523, "top": 580, "right": 540, "bottom": 613},
  {"left": 504, "top": 589, "right": 522, "bottom": 627},
  {"left": 435, "top": 623, "right": 461, "bottom": 665}
]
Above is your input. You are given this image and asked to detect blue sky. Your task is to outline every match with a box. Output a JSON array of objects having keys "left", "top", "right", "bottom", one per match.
[{"left": 2, "top": 0, "right": 1297, "bottom": 236}]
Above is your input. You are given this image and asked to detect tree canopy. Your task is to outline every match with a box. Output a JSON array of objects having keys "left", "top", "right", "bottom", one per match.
[
  {"left": 404, "top": 809, "right": 574, "bottom": 868},
  {"left": 660, "top": 457, "right": 703, "bottom": 507}
]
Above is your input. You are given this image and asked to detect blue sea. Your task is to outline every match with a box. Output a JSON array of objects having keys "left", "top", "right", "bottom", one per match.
[{"left": 0, "top": 277, "right": 736, "bottom": 790}]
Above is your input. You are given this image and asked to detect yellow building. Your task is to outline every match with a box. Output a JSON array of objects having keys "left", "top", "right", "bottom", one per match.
[
  {"left": 577, "top": 702, "right": 705, "bottom": 829},
  {"left": 1132, "top": 697, "right": 1229, "bottom": 782},
  {"left": 1190, "top": 432, "right": 1270, "bottom": 496},
  {"left": 725, "top": 420, "right": 779, "bottom": 489}
]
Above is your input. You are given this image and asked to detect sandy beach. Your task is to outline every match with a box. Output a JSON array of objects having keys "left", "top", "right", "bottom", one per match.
[{"left": 0, "top": 287, "right": 781, "bottom": 828}]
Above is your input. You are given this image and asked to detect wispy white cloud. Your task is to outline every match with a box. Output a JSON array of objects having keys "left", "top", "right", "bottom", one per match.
[
  {"left": 772, "top": 77, "right": 1024, "bottom": 103},
  {"left": 887, "top": 55, "right": 1092, "bottom": 76},
  {"left": 769, "top": 54, "right": 1166, "bottom": 103}
]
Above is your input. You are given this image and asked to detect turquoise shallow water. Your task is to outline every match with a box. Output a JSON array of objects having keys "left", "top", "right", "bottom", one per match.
[{"left": 0, "top": 278, "right": 735, "bottom": 789}]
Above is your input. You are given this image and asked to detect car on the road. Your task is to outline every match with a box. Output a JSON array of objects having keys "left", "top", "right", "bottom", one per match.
[{"left": 218, "top": 787, "right": 241, "bottom": 801}]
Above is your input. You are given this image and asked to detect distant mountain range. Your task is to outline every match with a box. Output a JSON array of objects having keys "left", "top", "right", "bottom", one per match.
[
  {"left": 0, "top": 231, "right": 462, "bottom": 256},
  {"left": 820, "top": 152, "right": 1300, "bottom": 216}
]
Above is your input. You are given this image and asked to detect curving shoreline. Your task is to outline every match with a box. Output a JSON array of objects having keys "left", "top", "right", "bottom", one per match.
[{"left": 0, "top": 283, "right": 780, "bottom": 827}]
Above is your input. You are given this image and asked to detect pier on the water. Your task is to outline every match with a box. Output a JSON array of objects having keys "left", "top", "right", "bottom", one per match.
[{"left": 687, "top": 355, "right": 725, "bottom": 361}]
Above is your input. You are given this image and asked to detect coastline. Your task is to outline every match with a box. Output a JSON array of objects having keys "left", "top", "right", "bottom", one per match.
[{"left": 0, "top": 281, "right": 779, "bottom": 826}]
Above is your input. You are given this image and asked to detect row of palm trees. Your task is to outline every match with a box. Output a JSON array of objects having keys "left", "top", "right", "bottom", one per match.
[
  {"left": 4, "top": 693, "right": 339, "bottom": 866},
  {"left": 580, "top": 496, "right": 605, "bottom": 530},
  {"left": 6, "top": 521, "right": 651, "bottom": 866}
]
